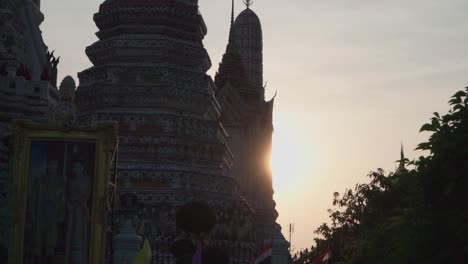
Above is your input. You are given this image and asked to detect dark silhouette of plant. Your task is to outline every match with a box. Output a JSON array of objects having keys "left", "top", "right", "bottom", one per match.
[
  {"left": 413, "top": 87, "right": 468, "bottom": 263},
  {"left": 294, "top": 87, "right": 468, "bottom": 264}
]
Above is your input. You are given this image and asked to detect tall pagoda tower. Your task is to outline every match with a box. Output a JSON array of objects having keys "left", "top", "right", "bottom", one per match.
[
  {"left": 75, "top": 0, "right": 257, "bottom": 262},
  {"left": 0, "top": 1, "right": 59, "bottom": 257},
  {"left": 215, "top": 0, "right": 288, "bottom": 249},
  {"left": 0, "top": 0, "right": 59, "bottom": 122}
]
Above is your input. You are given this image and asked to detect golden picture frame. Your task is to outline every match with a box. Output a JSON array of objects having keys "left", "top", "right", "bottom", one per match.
[{"left": 8, "top": 120, "right": 117, "bottom": 264}]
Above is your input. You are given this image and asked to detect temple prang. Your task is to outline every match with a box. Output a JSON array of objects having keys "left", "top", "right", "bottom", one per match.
[
  {"left": 215, "top": 1, "right": 289, "bottom": 259},
  {"left": 0, "top": 0, "right": 289, "bottom": 263},
  {"left": 0, "top": 1, "right": 63, "bottom": 262}
]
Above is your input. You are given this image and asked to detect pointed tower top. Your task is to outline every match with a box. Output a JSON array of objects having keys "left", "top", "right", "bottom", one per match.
[
  {"left": 400, "top": 142, "right": 405, "bottom": 160},
  {"left": 231, "top": 0, "right": 235, "bottom": 25},
  {"left": 243, "top": 0, "right": 254, "bottom": 9},
  {"left": 233, "top": 0, "right": 263, "bottom": 90},
  {"left": 228, "top": 0, "right": 237, "bottom": 42},
  {"left": 215, "top": 0, "right": 249, "bottom": 90},
  {"left": 397, "top": 143, "right": 407, "bottom": 172}
]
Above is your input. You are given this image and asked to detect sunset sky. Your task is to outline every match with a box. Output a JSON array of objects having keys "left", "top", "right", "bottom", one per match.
[{"left": 41, "top": 0, "right": 468, "bottom": 251}]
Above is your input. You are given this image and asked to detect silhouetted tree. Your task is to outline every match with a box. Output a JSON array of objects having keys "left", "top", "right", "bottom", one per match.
[
  {"left": 413, "top": 87, "right": 468, "bottom": 263},
  {"left": 296, "top": 87, "right": 468, "bottom": 264}
]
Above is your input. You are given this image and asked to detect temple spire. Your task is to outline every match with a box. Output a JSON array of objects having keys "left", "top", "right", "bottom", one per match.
[
  {"left": 397, "top": 142, "right": 407, "bottom": 172},
  {"left": 400, "top": 142, "right": 405, "bottom": 160},
  {"left": 231, "top": 0, "right": 235, "bottom": 25},
  {"left": 243, "top": 0, "right": 253, "bottom": 9},
  {"left": 228, "top": 0, "right": 236, "bottom": 42}
]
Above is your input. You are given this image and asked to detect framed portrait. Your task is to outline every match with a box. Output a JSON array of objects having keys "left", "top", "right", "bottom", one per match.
[{"left": 8, "top": 120, "right": 117, "bottom": 264}]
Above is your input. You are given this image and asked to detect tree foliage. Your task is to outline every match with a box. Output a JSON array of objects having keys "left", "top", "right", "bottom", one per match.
[{"left": 293, "top": 87, "right": 468, "bottom": 264}]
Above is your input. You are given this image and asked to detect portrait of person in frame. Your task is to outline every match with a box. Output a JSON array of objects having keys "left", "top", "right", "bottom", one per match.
[
  {"left": 25, "top": 141, "right": 96, "bottom": 264},
  {"left": 8, "top": 120, "right": 117, "bottom": 264}
]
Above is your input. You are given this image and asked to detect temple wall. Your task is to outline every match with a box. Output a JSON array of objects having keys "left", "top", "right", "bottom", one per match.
[
  {"left": 0, "top": 120, "right": 11, "bottom": 261},
  {"left": 0, "top": 2, "right": 57, "bottom": 259}
]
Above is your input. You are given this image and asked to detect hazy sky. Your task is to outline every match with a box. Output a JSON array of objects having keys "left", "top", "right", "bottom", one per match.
[{"left": 41, "top": 0, "right": 468, "bottom": 251}]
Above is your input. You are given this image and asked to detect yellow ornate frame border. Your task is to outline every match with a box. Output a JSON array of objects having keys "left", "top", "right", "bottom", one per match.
[{"left": 8, "top": 120, "right": 118, "bottom": 264}]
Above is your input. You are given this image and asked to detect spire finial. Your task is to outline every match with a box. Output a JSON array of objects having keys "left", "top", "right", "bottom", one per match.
[
  {"left": 231, "top": 0, "right": 235, "bottom": 25},
  {"left": 243, "top": 0, "right": 254, "bottom": 9},
  {"left": 228, "top": 0, "right": 236, "bottom": 42},
  {"left": 397, "top": 142, "right": 407, "bottom": 172},
  {"left": 400, "top": 142, "right": 405, "bottom": 160}
]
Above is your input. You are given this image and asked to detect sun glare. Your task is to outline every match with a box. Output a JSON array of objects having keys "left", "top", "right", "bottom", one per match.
[{"left": 270, "top": 113, "right": 313, "bottom": 192}]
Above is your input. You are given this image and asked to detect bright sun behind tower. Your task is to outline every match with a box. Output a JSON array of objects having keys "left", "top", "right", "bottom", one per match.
[{"left": 270, "top": 112, "right": 313, "bottom": 192}]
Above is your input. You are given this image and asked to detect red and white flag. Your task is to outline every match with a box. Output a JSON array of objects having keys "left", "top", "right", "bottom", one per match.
[
  {"left": 311, "top": 248, "right": 331, "bottom": 264},
  {"left": 254, "top": 243, "right": 272, "bottom": 264}
]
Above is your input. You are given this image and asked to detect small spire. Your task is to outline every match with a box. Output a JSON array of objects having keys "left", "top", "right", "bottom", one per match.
[
  {"left": 228, "top": 0, "right": 236, "bottom": 42},
  {"left": 243, "top": 0, "right": 254, "bottom": 9},
  {"left": 400, "top": 142, "right": 405, "bottom": 161},
  {"left": 397, "top": 142, "right": 407, "bottom": 172},
  {"left": 231, "top": 0, "right": 235, "bottom": 25}
]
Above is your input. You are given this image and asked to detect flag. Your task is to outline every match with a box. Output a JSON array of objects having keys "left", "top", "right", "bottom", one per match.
[
  {"left": 254, "top": 244, "right": 272, "bottom": 264},
  {"left": 311, "top": 248, "right": 331, "bottom": 264},
  {"left": 132, "top": 239, "right": 152, "bottom": 264},
  {"left": 192, "top": 241, "right": 202, "bottom": 264}
]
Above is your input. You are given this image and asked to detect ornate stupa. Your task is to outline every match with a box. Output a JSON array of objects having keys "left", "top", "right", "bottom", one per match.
[
  {"left": 215, "top": 0, "right": 288, "bottom": 249},
  {"left": 0, "top": 0, "right": 60, "bottom": 255},
  {"left": 0, "top": 0, "right": 290, "bottom": 262},
  {"left": 0, "top": 0, "right": 59, "bottom": 122},
  {"left": 75, "top": 0, "right": 258, "bottom": 262}
]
